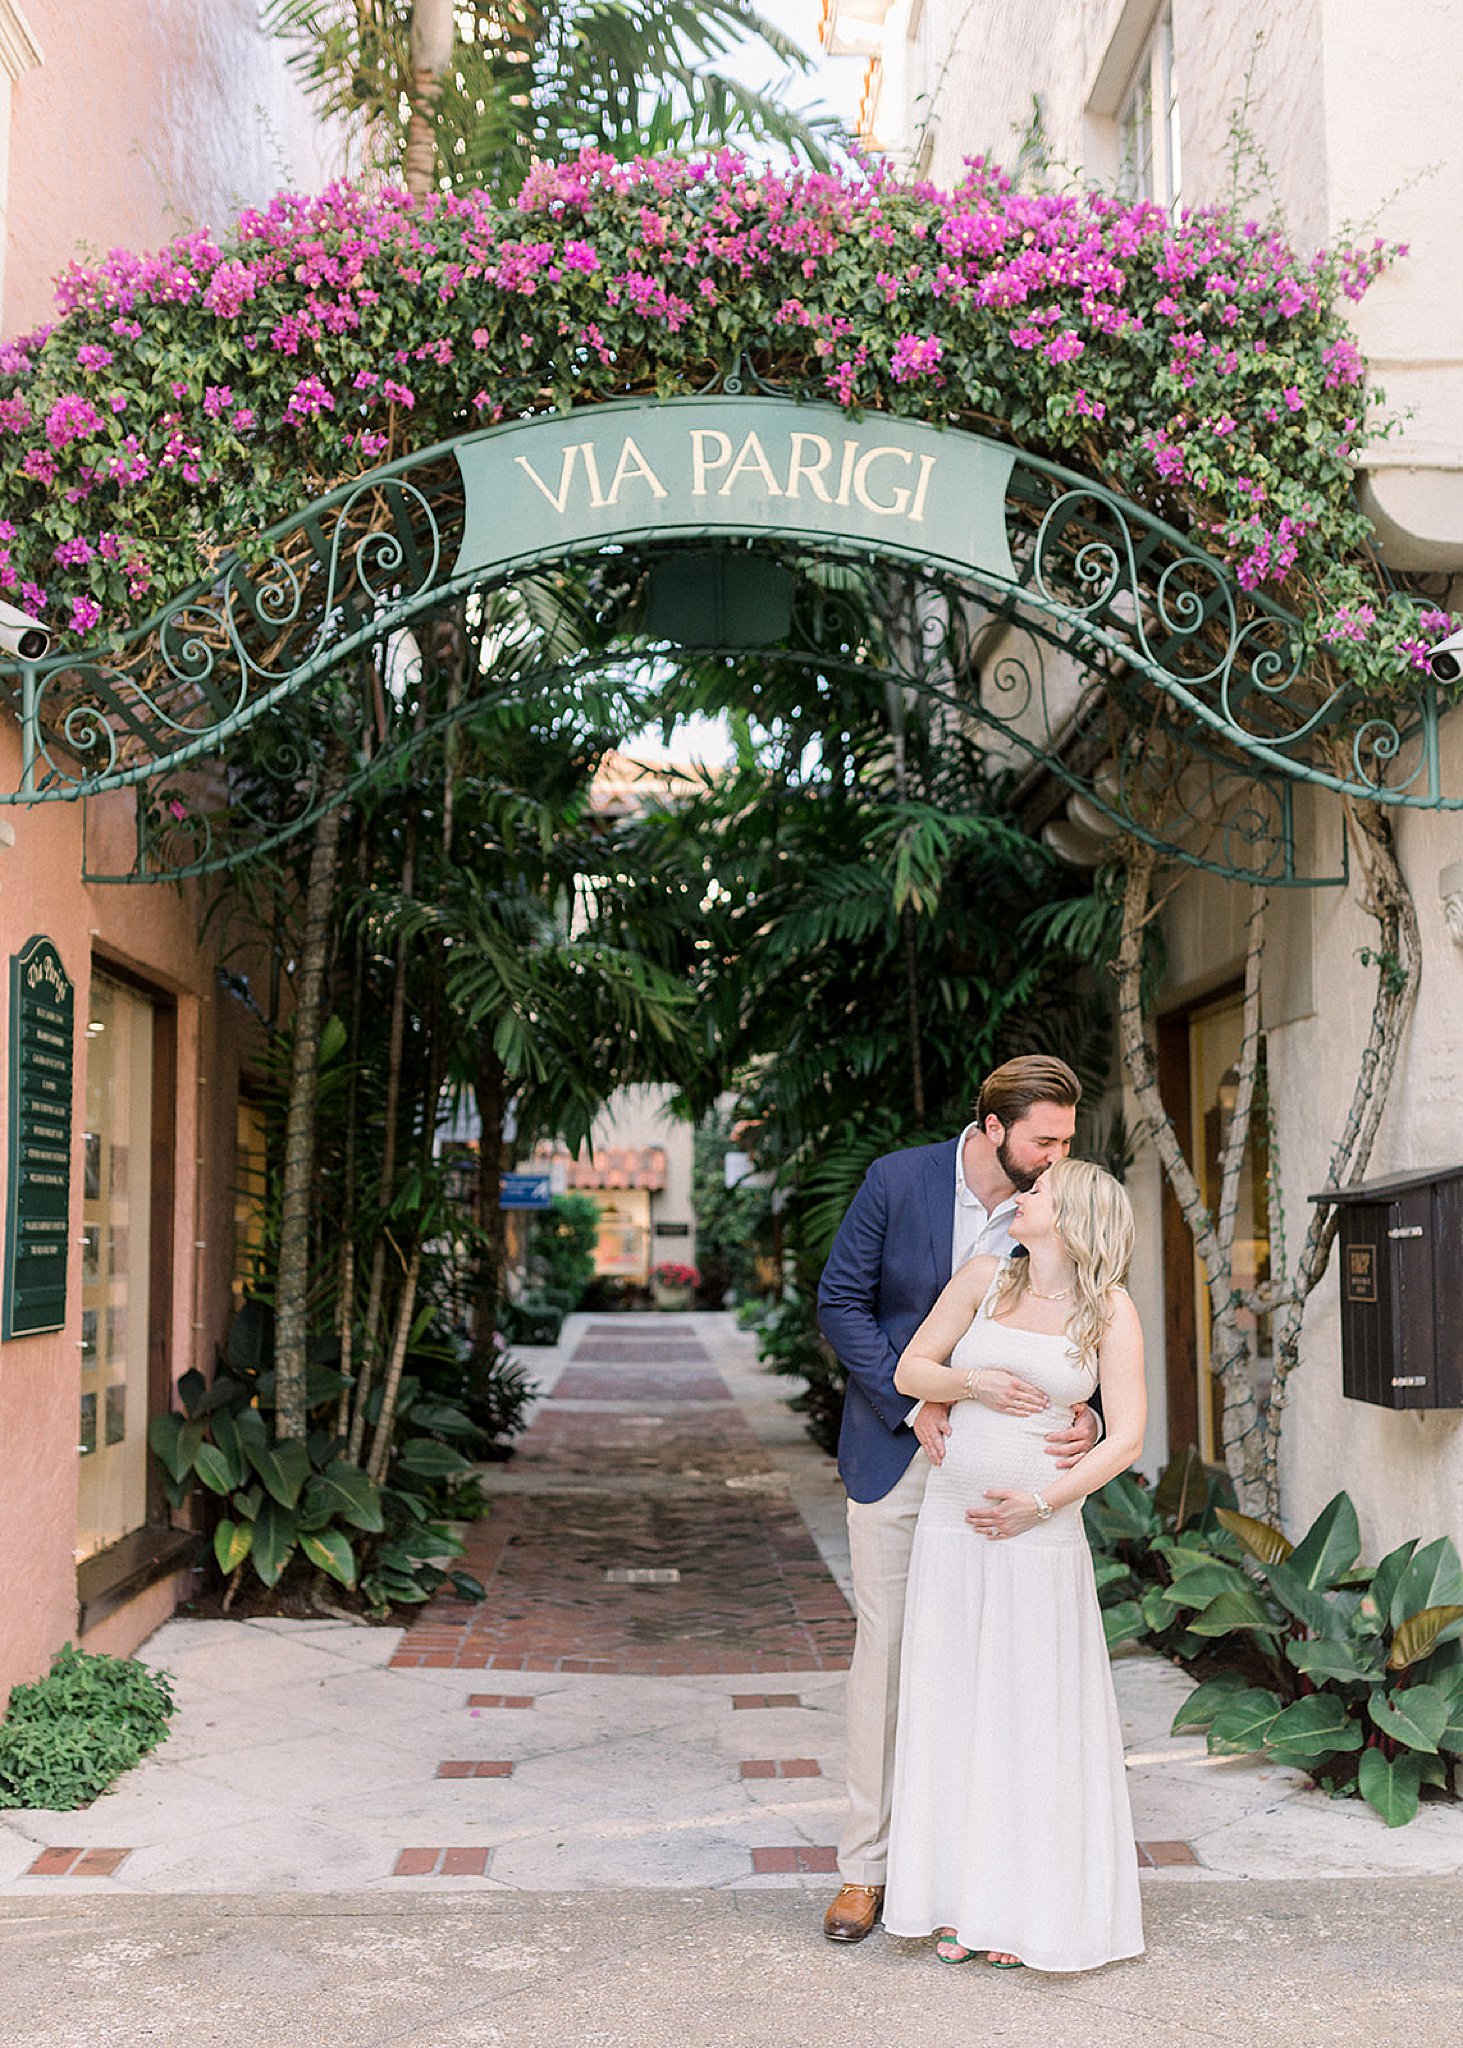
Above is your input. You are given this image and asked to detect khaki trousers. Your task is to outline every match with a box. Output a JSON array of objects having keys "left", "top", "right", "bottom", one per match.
[{"left": 837, "top": 1452, "right": 930, "bottom": 1885}]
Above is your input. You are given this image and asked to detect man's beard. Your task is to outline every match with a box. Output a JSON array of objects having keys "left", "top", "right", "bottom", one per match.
[{"left": 997, "top": 1136, "right": 1042, "bottom": 1192}]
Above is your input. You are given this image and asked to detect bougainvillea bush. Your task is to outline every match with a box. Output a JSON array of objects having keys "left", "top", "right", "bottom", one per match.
[{"left": 0, "top": 149, "right": 1447, "bottom": 691}]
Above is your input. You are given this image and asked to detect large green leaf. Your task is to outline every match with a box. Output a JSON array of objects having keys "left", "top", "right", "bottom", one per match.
[
  {"left": 1357, "top": 1745, "right": 1424, "bottom": 1827},
  {"left": 209, "top": 1413, "right": 251, "bottom": 1488},
  {"left": 1140, "top": 1586, "right": 1173, "bottom": 1633},
  {"left": 1207, "top": 1687, "right": 1285, "bottom": 1754},
  {"left": 1388, "top": 1605, "right": 1463, "bottom": 1671},
  {"left": 192, "top": 1442, "right": 236, "bottom": 1497},
  {"left": 1264, "top": 1696, "right": 1363, "bottom": 1761},
  {"left": 309, "top": 1460, "right": 386, "bottom": 1533},
  {"left": 213, "top": 1517, "right": 253, "bottom": 1574},
  {"left": 250, "top": 1497, "right": 300, "bottom": 1587},
  {"left": 1160, "top": 1562, "right": 1255, "bottom": 1609},
  {"left": 407, "top": 1402, "right": 478, "bottom": 1436},
  {"left": 300, "top": 1528, "right": 357, "bottom": 1588},
  {"left": 1184, "top": 1587, "right": 1283, "bottom": 1637},
  {"left": 1093, "top": 1558, "right": 1132, "bottom": 1593},
  {"left": 1170, "top": 1673, "right": 1248, "bottom": 1734},
  {"left": 1359, "top": 1540, "right": 1418, "bottom": 1634},
  {"left": 148, "top": 1412, "right": 188, "bottom": 1483},
  {"left": 394, "top": 1437, "right": 472, "bottom": 1478},
  {"left": 1286, "top": 1636, "right": 1382, "bottom": 1685},
  {"left": 1369, "top": 1683, "right": 1450, "bottom": 1754},
  {"left": 1390, "top": 1538, "right": 1463, "bottom": 1632},
  {"left": 1285, "top": 1491, "right": 1362, "bottom": 1591},
  {"left": 247, "top": 1436, "right": 312, "bottom": 1509},
  {"left": 1101, "top": 1600, "right": 1145, "bottom": 1651},
  {"left": 1263, "top": 1560, "right": 1352, "bottom": 1642},
  {"left": 1214, "top": 1507, "right": 1293, "bottom": 1567},
  {"left": 1085, "top": 1475, "right": 1159, "bottom": 1545}
]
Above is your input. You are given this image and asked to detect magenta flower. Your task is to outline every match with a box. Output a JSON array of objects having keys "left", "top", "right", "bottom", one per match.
[
  {"left": 76, "top": 343, "right": 114, "bottom": 371},
  {"left": 286, "top": 375, "right": 335, "bottom": 418},
  {"left": 69, "top": 595, "right": 101, "bottom": 632},
  {"left": 44, "top": 392, "right": 104, "bottom": 448},
  {"left": 54, "top": 535, "right": 93, "bottom": 566},
  {"left": 890, "top": 333, "right": 944, "bottom": 382}
]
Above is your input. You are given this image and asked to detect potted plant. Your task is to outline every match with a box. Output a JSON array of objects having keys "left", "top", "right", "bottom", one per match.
[{"left": 651, "top": 1261, "right": 700, "bottom": 1311}]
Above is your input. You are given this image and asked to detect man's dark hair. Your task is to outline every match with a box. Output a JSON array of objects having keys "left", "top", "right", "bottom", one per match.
[{"left": 976, "top": 1055, "right": 1082, "bottom": 1132}]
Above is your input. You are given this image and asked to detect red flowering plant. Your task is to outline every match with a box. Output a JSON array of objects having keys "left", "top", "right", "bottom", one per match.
[
  {"left": 650, "top": 1262, "right": 700, "bottom": 1289},
  {"left": 0, "top": 150, "right": 1448, "bottom": 696}
]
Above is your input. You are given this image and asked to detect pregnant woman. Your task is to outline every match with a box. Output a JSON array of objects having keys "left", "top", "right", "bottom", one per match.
[{"left": 882, "top": 1156, "right": 1146, "bottom": 1974}]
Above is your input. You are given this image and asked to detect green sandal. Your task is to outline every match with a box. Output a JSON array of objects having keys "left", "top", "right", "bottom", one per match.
[
  {"left": 934, "top": 1929, "right": 978, "bottom": 1965},
  {"left": 987, "top": 1953, "right": 1025, "bottom": 1969}
]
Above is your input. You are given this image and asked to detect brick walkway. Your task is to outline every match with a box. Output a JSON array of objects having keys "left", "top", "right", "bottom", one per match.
[{"left": 391, "top": 1321, "right": 855, "bottom": 1676}]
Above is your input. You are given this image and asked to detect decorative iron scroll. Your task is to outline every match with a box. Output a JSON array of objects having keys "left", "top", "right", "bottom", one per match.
[{"left": 0, "top": 397, "right": 1451, "bottom": 883}]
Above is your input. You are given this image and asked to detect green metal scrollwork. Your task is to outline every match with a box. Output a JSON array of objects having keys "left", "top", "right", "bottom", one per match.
[{"left": 0, "top": 398, "right": 1450, "bottom": 885}]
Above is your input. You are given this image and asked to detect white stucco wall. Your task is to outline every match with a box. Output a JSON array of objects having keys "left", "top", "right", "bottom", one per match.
[
  {"left": 4, "top": 0, "right": 341, "bottom": 337},
  {"left": 589, "top": 1086, "right": 698, "bottom": 1269},
  {"left": 840, "top": 0, "right": 1463, "bottom": 1548}
]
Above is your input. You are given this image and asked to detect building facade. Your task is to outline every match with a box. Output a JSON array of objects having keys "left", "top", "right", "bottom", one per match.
[
  {"left": 0, "top": 0, "right": 332, "bottom": 1704},
  {"left": 823, "top": 0, "right": 1463, "bottom": 1556}
]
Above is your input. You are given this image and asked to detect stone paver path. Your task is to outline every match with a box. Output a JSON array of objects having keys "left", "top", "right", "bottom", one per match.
[
  {"left": 1, "top": 1312, "right": 1460, "bottom": 1899},
  {"left": 391, "top": 1321, "right": 854, "bottom": 1677}
]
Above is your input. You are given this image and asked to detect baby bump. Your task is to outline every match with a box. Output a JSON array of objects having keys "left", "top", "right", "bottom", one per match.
[{"left": 922, "top": 1403, "right": 1087, "bottom": 1542}]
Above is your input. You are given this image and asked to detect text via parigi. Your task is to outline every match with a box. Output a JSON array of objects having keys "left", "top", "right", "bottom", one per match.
[{"left": 514, "top": 428, "right": 938, "bottom": 524}]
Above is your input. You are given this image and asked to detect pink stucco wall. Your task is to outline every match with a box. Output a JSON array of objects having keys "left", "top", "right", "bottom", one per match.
[
  {"left": 0, "top": 725, "right": 254, "bottom": 1703},
  {"left": 0, "top": 0, "right": 331, "bottom": 1706},
  {"left": 5, "top": 0, "right": 336, "bottom": 337}
]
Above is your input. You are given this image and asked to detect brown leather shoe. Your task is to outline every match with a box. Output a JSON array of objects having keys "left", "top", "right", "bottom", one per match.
[{"left": 823, "top": 1883, "right": 884, "bottom": 1943}]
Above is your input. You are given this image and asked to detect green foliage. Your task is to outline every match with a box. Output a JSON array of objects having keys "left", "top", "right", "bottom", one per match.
[
  {"left": 692, "top": 1114, "right": 774, "bottom": 1305},
  {"left": 263, "top": 0, "right": 832, "bottom": 202},
  {"left": 1085, "top": 1472, "right": 1463, "bottom": 1823},
  {"left": 0, "top": 1647, "right": 176, "bottom": 1810},
  {"left": 526, "top": 1192, "right": 600, "bottom": 1309},
  {"left": 745, "top": 1289, "right": 844, "bottom": 1456},
  {"left": 152, "top": 1318, "right": 502, "bottom": 1615}
]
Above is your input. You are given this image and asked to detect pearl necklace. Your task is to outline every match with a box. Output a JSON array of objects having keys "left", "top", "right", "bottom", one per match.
[{"left": 1025, "top": 1279, "right": 1072, "bottom": 1301}]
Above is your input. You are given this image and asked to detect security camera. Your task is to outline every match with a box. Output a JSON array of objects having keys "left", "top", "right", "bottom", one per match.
[
  {"left": 0, "top": 599, "right": 51, "bottom": 661},
  {"left": 1427, "top": 626, "right": 1463, "bottom": 685}
]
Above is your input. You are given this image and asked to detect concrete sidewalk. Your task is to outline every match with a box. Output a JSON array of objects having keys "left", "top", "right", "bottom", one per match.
[
  {"left": 1, "top": 1311, "right": 1460, "bottom": 2044},
  {"left": 2, "top": 1313, "right": 1459, "bottom": 1895},
  {"left": 1, "top": 1882, "right": 1460, "bottom": 2048}
]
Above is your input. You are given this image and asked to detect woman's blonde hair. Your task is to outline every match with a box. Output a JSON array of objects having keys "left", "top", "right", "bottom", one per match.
[{"left": 991, "top": 1157, "right": 1134, "bottom": 1376}]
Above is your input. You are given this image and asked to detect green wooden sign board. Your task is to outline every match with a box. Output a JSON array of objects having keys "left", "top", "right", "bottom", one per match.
[
  {"left": 453, "top": 396, "right": 1018, "bottom": 587},
  {"left": 3, "top": 935, "right": 74, "bottom": 1340}
]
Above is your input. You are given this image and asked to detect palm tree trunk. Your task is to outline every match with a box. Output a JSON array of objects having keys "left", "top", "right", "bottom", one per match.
[
  {"left": 366, "top": 1243, "right": 425, "bottom": 1484},
  {"left": 274, "top": 748, "right": 348, "bottom": 1440},
  {"left": 346, "top": 907, "right": 412, "bottom": 1465},
  {"left": 403, "top": 0, "right": 454, "bottom": 197},
  {"left": 472, "top": 1041, "right": 508, "bottom": 1375}
]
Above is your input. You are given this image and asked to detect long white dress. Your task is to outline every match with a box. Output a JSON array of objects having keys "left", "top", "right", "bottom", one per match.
[{"left": 882, "top": 1264, "right": 1144, "bottom": 1972}]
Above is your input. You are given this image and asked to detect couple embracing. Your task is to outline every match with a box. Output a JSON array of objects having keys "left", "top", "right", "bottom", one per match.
[{"left": 817, "top": 1056, "right": 1146, "bottom": 1973}]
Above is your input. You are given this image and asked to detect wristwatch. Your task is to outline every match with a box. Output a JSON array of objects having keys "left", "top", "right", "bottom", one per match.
[{"left": 1030, "top": 1490, "right": 1053, "bottom": 1522}]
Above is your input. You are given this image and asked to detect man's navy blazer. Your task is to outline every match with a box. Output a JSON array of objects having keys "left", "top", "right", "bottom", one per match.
[{"left": 816, "top": 1136, "right": 962, "bottom": 1505}]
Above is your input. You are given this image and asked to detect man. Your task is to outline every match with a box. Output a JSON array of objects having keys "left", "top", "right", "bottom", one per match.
[{"left": 816, "top": 1055, "right": 1099, "bottom": 1944}]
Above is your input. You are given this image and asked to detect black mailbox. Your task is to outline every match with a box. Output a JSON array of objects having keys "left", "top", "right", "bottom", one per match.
[{"left": 1310, "top": 1164, "right": 1463, "bottom": 1410}]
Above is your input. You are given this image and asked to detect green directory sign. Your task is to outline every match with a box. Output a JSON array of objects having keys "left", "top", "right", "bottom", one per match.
[
  {"left": 452, "top": 396, "right": 1018, "bottom": 588},
  {"left": 3, "top": 935, "right": 74, "bottom": 1340}
]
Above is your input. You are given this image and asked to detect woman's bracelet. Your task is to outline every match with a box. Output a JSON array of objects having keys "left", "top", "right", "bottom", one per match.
[{"left": 963, "top": 1367, "right": 984, "bottom": 1404}]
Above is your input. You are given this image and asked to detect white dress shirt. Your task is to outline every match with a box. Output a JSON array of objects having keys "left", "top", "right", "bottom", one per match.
[
  {"left": 904, "top": 1125, "right": 1018, "bottom": 1427},
  {"left": 951, "top": 1120, "right": 1019, "bottom": 1272}
]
